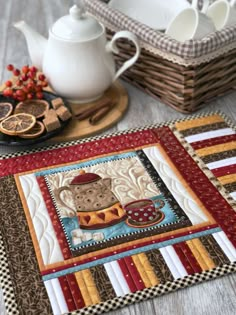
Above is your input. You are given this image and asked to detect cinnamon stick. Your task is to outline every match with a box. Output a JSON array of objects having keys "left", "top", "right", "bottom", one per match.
[
  {"left": 75, "top": 96, "right": 113, "bottom": 121},
  {"left": 89, "top": 101, "right": 116, "bottom": 125}
]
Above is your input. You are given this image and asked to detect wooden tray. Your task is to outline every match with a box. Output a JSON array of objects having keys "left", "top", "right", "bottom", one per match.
[
  {"left": 52, "top": 80, "right": 128, "bottom": 142},
  {"left": 0, "top": 80, "right": 128, "bottom": 143}
]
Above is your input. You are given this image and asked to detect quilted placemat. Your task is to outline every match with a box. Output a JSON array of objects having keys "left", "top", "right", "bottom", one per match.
[{"left": 0, "top": 112, "right": 236, "bottom": 315}]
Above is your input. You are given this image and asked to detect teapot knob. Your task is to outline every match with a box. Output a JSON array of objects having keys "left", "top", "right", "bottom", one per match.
[{"left": 69, "top": 4, "right": 85, "bottom": 20}]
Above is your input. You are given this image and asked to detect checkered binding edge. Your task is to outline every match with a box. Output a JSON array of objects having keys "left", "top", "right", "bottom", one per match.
[
  {"left": 70, "top": 262, "right": 236, "bottom": 315},
  {"left": 0, "top": 110, "right": 234, "bottom": 160},
  {"left": 0, "top": 110, "right": 236, "bottom": 314},
  {"left": 84, "top": 0, "right": 236, "bottom": 63},
  {"left": 0, "top": 234, "right": 19, "bottom": 315}
]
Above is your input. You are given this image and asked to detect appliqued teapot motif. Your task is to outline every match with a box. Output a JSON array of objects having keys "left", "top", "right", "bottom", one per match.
[
  {"left": 55, "top": 170, "right": 127, "bottom": 229},
  {"left": 14, "top": 3, "right": 140, "bottom": 103},
  {"left": 55, "top": 170, "right": 165, "bottom": 231}
]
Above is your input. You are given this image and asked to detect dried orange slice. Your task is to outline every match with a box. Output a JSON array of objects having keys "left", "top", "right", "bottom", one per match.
[
  {"left": 19, "top": 121, "right": 45, "bottom": 139},
  {"left": 0, "top": 102, "right": 13, "bottom": 121},
  {"left": 0, "top": 113, "right": 36, "bottom": 135},
  {"left": 15, "top": 99, "right": 50, "bottom": 119}
]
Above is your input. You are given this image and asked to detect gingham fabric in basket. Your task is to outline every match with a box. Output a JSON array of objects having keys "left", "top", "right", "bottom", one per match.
[
  {"left": 84, "top": 0, "right": 236, "bottom": 61},
  {"left": 0, "top": 112, "right": 236, "bottom": 315}
]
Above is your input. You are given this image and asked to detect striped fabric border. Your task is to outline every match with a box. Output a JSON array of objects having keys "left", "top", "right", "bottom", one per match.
[
  {"left": 174, "top": 115, "right": 236, "bottom": 201},
  {"left": 39, "top": 235, "right": 236, "bottom": 313},
  {"left": 70, "top": 261, "right": 236, "bottom": 315},
  {"left": 1, "top": 111, "right": 236, "bottom": 315}
]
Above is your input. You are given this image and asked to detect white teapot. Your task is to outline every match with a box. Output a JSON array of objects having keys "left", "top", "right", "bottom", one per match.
[{"left": 14, "top": 4, "right": 140, "bottom": 103}]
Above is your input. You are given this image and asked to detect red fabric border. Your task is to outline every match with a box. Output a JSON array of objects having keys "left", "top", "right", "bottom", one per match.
[
  {"left": 118, "top": 258, "right": 137, "bottom": 293},
  {"left": 190, "top": 134, "right": 236, "bottom": 150},
  {"left": 173, "top": 243, "right": 199, "bottom": 274},
  {"left": 37, "top": 176, "right": 72, "bottom": 260},
  {"left": 175, "top": 242, "right": 202, "bottom": 274},
  {"left": 152, "top": 127, "right": 236, "bottom": 247},
  {"left": 123, "top": 256, "right": 146, "bottom": 291},
  {"left": 0, "top": 130, "right": 156, "bottom": 177},
  {"left": 211, "top": 164, "right": 236, "bottom": 178},
  {"left": 66, "top": 273, "right": 85, "bottom": 310},
  {"left": 58, "top": 276, "right": 77, "bottom": 312},
  {"left": 41, "top": 224, "right": 218, "bottom": 276}
]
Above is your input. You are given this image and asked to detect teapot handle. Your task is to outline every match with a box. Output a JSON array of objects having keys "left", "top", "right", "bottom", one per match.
[
  {"left": 54, "top": 186, "right": 77, "bottom": 215},
  {"left": 106, "top": 30, "right": 141, "bottom": 82}
]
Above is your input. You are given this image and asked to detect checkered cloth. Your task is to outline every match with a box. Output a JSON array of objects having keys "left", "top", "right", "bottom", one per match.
[{"left": 84, "top": 0, "right": 236, "bottom": 60}]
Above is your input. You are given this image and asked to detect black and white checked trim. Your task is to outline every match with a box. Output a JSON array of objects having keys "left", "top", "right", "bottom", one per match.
[
  {"left": 0, "top": 110, "right": 235, "bottom": 314},
  {"left": 0, "top": 234, "right": 19, "bottom": 315},
  {"left": 69, "top": 262, "right": 236, "bottom": 315}
]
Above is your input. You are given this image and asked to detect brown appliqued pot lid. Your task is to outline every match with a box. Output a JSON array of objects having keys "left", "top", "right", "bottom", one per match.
[{"left": 70, "top": 172, "right": 101, "bottom": 185}]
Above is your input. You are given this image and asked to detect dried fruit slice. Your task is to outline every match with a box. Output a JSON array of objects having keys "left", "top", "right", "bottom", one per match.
[
  {"left": 19, "top": 121, "right": 45, "bottom": 139},
  {"left": 0, "top": 113, "right": 36, "bottom": 135},
  {"left": 0, "top": 102, "right": 13, "bottom": 121},
  {"left": 15, "top": 99, "right": 50, "bottom": 118}
]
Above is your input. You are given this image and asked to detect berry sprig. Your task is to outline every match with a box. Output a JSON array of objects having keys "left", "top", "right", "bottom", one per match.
[{"left": 3, "top": 64, "right": 48, "bottom": 101}]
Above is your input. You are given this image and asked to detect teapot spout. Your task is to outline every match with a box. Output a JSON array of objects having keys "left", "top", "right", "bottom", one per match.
[{"left": 14, "top": 20, "right": 48, "bottom": 70}]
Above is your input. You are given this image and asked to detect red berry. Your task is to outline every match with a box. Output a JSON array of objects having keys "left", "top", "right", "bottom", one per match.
[
  {"left": 13, "top": 69, "right": 20, "bottom": 76},
  {"left": 16, "top": 89, "right": 25, "bottom": 97},
  {"left": 12, "top": 92, "right": 17, "bottom": 99},
  {"left": 35, "top": 84, "right": 43, "bottom": 92},
  {"left": 3, "top": 89, "right": 13, "bottom": 97},
  {"left": 22, "top": 86, "right": 29, "bottom": 94},
  {"left": 27, "top": 93, "right": 34, "bottom": 99},
  {"left": 30, "top": 66, "right": 37, "bottom": 73},
  {"left": 38, "top": 74, "right": 46, "bottom": 81},
  {"left": 22, "top": 65, "right": 29, "bottom": 74},
  {"left": 27, "top": 82, "right": 35, "bottom": 91},
  {"left": 8, "top": 88, "right": 14, "bottom": 96},
  {"left": 21, "top": 74, "right": 28, "bottom": 81},
  {"left": 28, "top": 71, "right": 36, "bottom": 79},
  {"left": 36, "top": 92, "right": 43, "bottom": 99},
  {"left": 16, "top": 95, "right": 26, "bottom": 101},
  {"left": 7, "top": 64, "right": 14, "bottom": 71},
  {"left": 16, "top": 79, "right": 23, "bottom": 86},
  {"left": 41, "top": 81, "right": 48, "bottom": 87},
  {"left": 5, "top": 80, "right": 12, "bottom": 87}
]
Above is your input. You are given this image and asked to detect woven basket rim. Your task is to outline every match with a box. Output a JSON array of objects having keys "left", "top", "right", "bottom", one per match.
[{"left": 85, "top": 0, "right": 236, "bottom": 65}]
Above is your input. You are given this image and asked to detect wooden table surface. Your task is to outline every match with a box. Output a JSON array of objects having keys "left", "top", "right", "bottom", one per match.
[{"left": 1, "top": 0, "right": 236, "bottom": 314}]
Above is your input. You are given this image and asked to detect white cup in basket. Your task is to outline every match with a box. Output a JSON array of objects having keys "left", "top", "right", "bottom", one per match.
[
  {"left": 165, "top": 0, "right": 216, "bottom": 42},
  {"left": 207, "top": 0, "right": 236, "bottom": 30}
]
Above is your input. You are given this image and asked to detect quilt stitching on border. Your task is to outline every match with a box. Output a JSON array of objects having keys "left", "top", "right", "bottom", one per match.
[{"left": 0, "top": 112, "right": 236, "bottom": 315}]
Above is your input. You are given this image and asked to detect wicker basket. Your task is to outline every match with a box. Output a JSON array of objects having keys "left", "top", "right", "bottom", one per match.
[{"left": 85, "top": 0, "right": 236, "bottom": 113}]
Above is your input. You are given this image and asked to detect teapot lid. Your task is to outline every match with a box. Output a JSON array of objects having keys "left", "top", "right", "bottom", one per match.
[
  {"left": 71, "top": 172, "right": 101, "bottom": 185},
  {"left": 51, "top": 4, "right": 103, "bottom": 41}
]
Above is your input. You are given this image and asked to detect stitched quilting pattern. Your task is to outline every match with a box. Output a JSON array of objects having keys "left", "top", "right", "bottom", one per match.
[{"left": 0, "top": 112, "right": 236, "bottom": 315}]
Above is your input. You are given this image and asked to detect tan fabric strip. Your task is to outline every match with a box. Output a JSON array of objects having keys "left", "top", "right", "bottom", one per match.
[
  {"left": 175, "top": 115, "right": 224, "bottom": 131},
  {"left": 187, "top": 239, "right": 215, "bottom": 270},
  {"left": 196, "top": 142, "right": 236, "bottom": 157},
  {"left": 75, "top": 271, "right": 93, "bottom": 306},
  {"left": 186, "top": 239, "right": 208, "bottom": 271},
  {"left": 138, "top": 253, "right": 159, "bottom": 286},
  {"left": 132, "top": 254, "right": 152, "bottom": 288},
  {"left": 81, "top": 269, "right": 101, "bottom": 304},
  {"left": 217, "top": 174, "right": 236, "bottom": 185}
]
